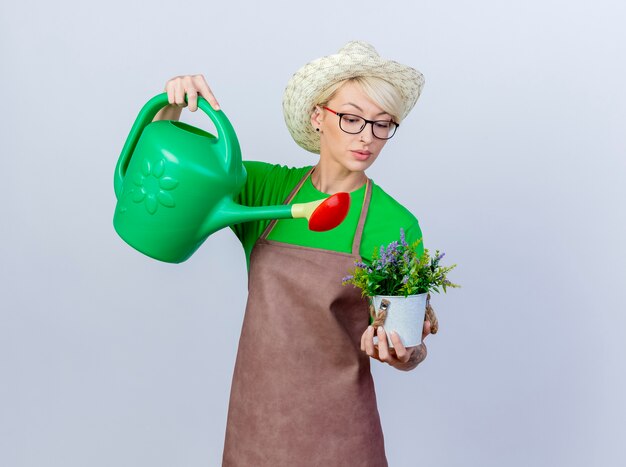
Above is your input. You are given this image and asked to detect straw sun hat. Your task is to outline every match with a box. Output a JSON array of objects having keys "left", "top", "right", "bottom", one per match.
[{"left": 282, "top": 41, "right": 425, "bottom": 154}]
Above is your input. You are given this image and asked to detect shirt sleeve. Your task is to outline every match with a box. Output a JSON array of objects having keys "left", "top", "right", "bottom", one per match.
[
  {"left": 404, "top": 216, "right": 425, "bottom": 258},
  {"left": 359, "top": 183, "right": 426, "bottom": 264},
  {"left": 228, "top": 161, "right": 312, "bottom": 270},
  {"left": 229, "top": 160, "right": 274, "bottom": 256}
]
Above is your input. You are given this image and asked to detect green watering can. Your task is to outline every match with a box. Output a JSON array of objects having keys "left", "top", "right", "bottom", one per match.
[{"left": 113, "top": 93, "right": 350, "bottom": 263}]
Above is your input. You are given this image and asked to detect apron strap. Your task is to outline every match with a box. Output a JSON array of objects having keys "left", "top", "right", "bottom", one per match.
[
  {"left": 351, "top": 179, "right": 372, "bottom": 257},
  {"left": 260, "top": 166, "right": 316, "bottom": 240},
  {"left": 260, "top": 166, "right": 373, "bottom": 256}
]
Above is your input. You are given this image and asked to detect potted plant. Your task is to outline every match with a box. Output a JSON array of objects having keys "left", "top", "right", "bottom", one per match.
[{"left": 342, "top": 228, "right": 460, "bottom": 348}]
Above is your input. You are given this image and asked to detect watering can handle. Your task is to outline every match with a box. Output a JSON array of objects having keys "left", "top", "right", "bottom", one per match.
[{"left": 114, "top": 93, "right": 238, "bottom": 199}]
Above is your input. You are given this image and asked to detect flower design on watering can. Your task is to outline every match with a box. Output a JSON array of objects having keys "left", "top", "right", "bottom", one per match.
[{"left": 131, "top": 158, "right": 179, "bottom": 214}]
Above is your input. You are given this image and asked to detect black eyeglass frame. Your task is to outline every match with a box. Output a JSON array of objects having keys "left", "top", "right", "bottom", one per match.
[{"left": 321, "top": 106, "right": 399, "bottom": 140}]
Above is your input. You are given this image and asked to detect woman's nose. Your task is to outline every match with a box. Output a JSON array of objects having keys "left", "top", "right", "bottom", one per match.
[{"left": 359, "top": 123, "right": 375, "bottom": 143}]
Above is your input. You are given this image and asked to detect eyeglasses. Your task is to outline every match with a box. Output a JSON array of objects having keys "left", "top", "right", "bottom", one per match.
[{"left": 322, "top": 106, "right": 399, "bottom": 140}]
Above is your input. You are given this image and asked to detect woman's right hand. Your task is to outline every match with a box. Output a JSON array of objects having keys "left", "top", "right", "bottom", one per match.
[
  {"left": 153, "top": 74, "right": 220, "bottom": 121},
  {"left": 164, "top": 74, "right": 220, "bottom": 111}
]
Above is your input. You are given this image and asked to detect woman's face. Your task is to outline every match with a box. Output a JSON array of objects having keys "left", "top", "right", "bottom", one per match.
[{"left": 312, "top": 81, "right": 392, "bottom": 175}]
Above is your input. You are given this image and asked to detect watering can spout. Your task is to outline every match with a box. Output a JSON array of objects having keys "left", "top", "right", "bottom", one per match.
[
  {"left": 203, "top": 193, "right": 351, "bottom": 238},
  {"left": 205, "top": 198, "right": 292, "bottom": 235}
]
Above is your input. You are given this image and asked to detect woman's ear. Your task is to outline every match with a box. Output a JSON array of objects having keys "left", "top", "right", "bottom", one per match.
[{"left": 311, "top": 106, "right": 323, "bottom": 131}]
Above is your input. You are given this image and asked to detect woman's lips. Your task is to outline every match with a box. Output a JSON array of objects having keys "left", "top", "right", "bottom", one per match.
[{"left": 351, "top": 150, "right": 371, "bottom": 161}]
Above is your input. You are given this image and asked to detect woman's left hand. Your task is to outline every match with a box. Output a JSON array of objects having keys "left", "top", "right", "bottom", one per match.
[{"left": 360, "top": 320, "right": 431, "bottom": 371}]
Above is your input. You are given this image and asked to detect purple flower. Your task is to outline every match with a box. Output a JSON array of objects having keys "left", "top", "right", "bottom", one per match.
[
  {"left": 435, "top": 252, "right": 446, "bottom": 261},
  {"left": 402, "top": 275, "right": 409, "bottom": 284},
  {"left": 387, "top": 241, "right": 399, "bottom": 253},
  {"left": 400, "top": 228, "right": 408, "bottom": 247},
  {"left": 354, "top": 261, "right": 368, "bottom": 269},
  {"left": 403, "top": 251, "right": 410, "bottom": 264},
  {"left": 342, "top": 274, "right": 354, "bottom": 283}
]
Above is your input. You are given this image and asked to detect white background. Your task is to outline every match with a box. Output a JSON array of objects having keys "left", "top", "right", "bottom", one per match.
[{"left": 2, "top": 1, "right": 625, "bottom": 466}]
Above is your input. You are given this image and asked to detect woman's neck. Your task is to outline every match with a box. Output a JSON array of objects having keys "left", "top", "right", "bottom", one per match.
[{"left": 310, "top": 159, "right": 368, "bottom": 195}]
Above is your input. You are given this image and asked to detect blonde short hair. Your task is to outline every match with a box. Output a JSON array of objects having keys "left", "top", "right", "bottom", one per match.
[{"left": 314, "top": 76, "right": 405, "bottom": 123}]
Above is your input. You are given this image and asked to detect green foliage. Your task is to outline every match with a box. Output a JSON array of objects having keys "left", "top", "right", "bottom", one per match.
[{"left": 341, "top": 229, "right": 461, "bottom": 297}]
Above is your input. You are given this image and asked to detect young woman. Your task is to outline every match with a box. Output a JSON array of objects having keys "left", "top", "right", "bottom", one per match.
[{"left": 155, "top": 41, "right": 432, "bottom": 466}]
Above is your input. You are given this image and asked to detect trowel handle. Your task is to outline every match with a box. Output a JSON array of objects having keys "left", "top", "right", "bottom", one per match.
[{"left": 114, "top": 93, "right": 239, "bottom": 199}]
